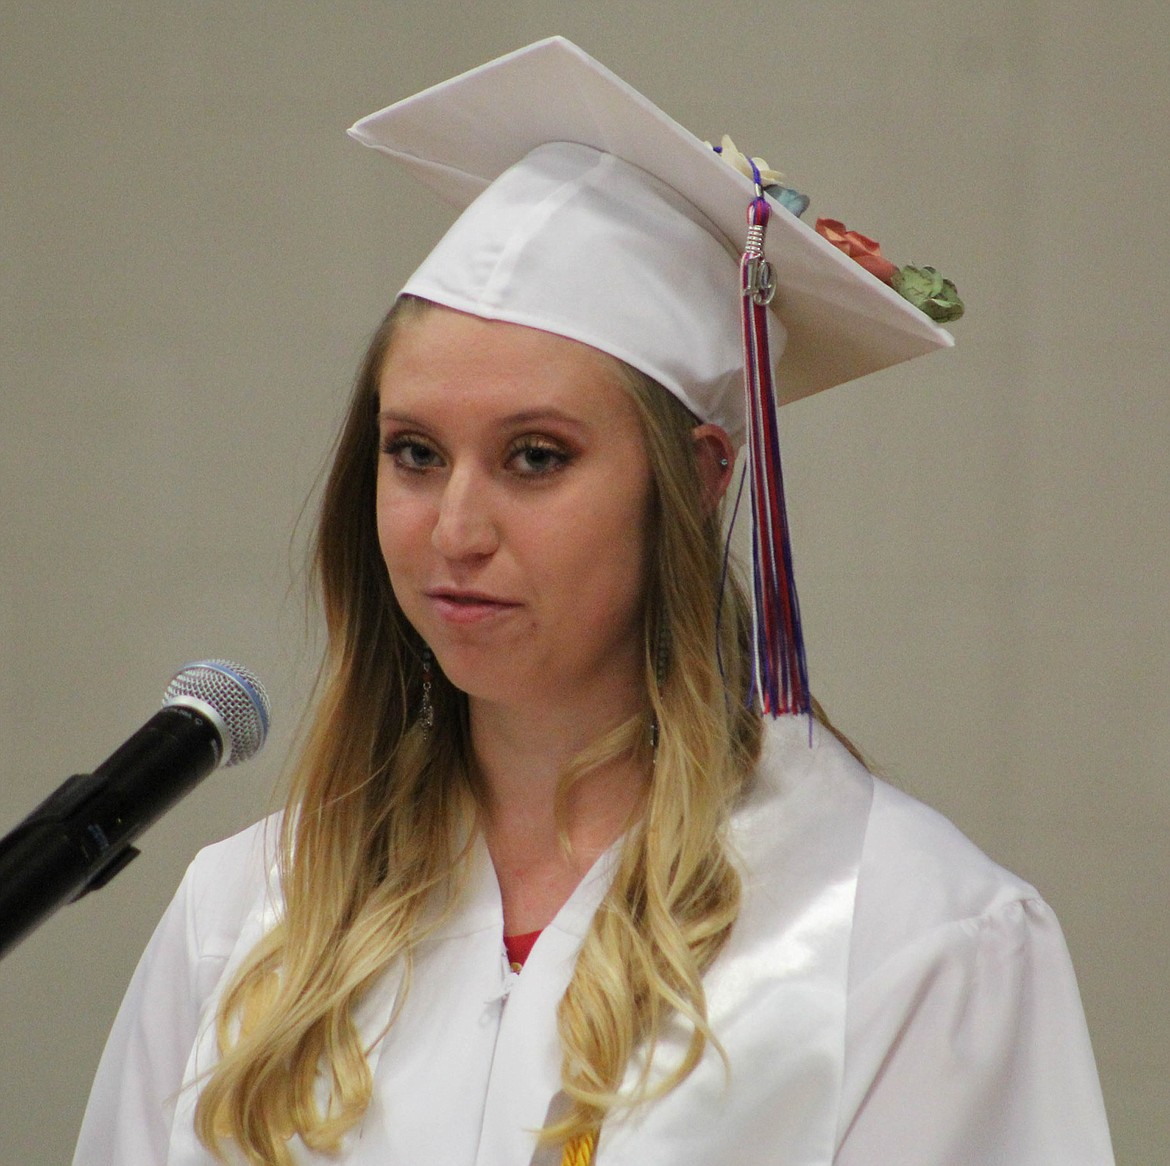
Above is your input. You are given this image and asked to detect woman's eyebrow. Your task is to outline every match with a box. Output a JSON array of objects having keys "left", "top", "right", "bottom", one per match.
[
  {"left": 494, "top": 407, "right": 590, "bottom": 430},
  {"left": 377, "top": 406, "right": 591, "bottom": 431},
  {"left": 377, "top": 408, "right": 423, "bottom": 426}
]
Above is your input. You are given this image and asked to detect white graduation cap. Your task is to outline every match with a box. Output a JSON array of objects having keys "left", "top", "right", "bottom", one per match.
[{"left": 347, "top": 36, "right": 957, "bottom": 716}]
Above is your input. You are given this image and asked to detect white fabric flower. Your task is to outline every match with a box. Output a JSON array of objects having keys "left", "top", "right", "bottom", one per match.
[{"left": 708, "top": 134, "right": 787, "bottom": 188}]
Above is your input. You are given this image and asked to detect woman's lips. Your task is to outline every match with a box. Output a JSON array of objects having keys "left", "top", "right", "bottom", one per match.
[{"left": 425, "top": 589, "right": 521, "bottom": 625}]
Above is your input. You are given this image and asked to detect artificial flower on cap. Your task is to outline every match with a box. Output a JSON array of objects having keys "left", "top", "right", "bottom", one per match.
[{"left": 348, "top": 36, "right": 958, "bottom": 718}]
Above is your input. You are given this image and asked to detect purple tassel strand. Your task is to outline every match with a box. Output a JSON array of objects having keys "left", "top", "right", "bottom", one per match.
[{"left": 739, "top": 192, "right": 810, "bottom": 717}]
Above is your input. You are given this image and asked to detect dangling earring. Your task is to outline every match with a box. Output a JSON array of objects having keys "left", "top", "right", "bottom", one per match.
[
  {"left": 656, "top": 622, "right": 669, "bottom": 689},
  {"left": 419, "top": 646, "right": 435, "bottom": 736},
  {"left": 650, "top": 620, "right": 668, "bottom": 755}
]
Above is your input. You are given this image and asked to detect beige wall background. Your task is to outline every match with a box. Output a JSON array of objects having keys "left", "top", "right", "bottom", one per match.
[{"left": 2, "top": 3, "right": 1166, "bottom": 1161}]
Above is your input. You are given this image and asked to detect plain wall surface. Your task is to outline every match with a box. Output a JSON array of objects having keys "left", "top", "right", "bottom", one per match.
[{"left": 2, "top": 3, "right": 1166, "bottom": 1162}]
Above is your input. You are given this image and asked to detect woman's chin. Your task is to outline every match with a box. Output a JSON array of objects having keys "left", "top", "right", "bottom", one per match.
[{"left": 435, "top": 659, "right": 530, "bottom": 706}]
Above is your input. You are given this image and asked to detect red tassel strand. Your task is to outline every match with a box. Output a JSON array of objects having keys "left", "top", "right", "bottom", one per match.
[{"left": 740, "top": 195, "right": 810, "bottom": 716}]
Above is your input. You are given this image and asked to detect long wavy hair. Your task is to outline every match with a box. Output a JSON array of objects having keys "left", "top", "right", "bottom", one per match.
[{"left": 194, "top": 296, "right": 763, "bottom": 1163}]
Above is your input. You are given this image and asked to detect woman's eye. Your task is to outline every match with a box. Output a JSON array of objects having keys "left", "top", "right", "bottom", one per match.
[
  {"left": 383, "top": 437, "right": 441, "bottom": 471},
  {"left": 510, "top": 441, "right": 569, "bottom": 476}
]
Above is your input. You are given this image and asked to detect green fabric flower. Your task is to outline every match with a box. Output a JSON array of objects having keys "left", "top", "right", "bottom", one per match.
[{"left": 892, "top": 265, "right": 965, "bottom": 323}]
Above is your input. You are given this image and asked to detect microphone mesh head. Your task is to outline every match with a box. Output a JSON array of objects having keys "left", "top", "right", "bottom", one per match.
[{"left": 162, "top": 660, "right": 271, "bottom": 767}]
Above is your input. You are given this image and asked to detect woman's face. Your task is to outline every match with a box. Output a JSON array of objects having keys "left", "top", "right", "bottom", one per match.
[{"left": 376, "top": 306, "right": 654, "bottom": 717}]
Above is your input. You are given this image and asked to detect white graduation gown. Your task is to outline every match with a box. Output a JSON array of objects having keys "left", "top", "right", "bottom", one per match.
[{"left": 73, "top": 718, "right": 1115, "bottom": 1165}]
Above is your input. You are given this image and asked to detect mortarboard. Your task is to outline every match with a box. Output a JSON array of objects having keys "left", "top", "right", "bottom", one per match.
[{"left": 348, "top": 36, "right": 957, "bottom": 717}]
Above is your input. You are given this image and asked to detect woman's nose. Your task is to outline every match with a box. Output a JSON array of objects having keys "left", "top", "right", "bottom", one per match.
[{"left": 431, "top": 467, "right": 499, "bottom": 560}]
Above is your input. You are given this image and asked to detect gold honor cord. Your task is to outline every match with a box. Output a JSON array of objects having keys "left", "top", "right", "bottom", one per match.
[{"left": 561, "top": 1130, "right": 597, "bottom": 1165}]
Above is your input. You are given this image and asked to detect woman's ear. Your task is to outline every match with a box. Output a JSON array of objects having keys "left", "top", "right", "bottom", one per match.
[{"left": 691, "top": 424, "right": 736, "bottom": 512}]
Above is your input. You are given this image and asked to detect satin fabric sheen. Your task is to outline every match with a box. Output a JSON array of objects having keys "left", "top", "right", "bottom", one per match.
[{"left": 73, "top": 717, "right": 1114, "bottom": 1164}]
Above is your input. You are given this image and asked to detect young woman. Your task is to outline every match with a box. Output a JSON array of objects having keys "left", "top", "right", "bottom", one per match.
[{"left": 75, "top": 38, "right": 1114, "bottom": 1166}]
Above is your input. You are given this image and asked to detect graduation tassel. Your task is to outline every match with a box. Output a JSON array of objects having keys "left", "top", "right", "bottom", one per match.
[{"left": 740, "top": 186, "right": 811, "bottom": 717}]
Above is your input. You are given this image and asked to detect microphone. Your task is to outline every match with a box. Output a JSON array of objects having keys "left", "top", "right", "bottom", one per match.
[{"left": 0, "top": 659, "right": 270, "bottom": 961}]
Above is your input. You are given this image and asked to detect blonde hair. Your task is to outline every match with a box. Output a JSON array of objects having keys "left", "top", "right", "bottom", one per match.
[{"left": 194, "top": 297, "right": 762, "bottom": 1163}]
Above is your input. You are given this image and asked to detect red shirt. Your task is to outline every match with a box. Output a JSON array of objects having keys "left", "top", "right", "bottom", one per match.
[{"left": 503, "top": 929, "right": 542, "bottom": 972}]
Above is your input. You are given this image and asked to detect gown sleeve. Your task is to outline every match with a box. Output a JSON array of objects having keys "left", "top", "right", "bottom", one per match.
[
  {"left": 72, "top": 823, "right": 271, "bottom": 1166},
  {"left": 836, "top": 863, "right": 1115, "bottom": 1163}
]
